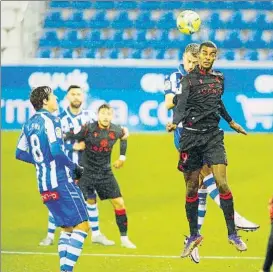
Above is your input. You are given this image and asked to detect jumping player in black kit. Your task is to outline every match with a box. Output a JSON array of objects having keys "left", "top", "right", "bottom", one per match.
[
  {"left": 167, "top": 41, "right": 248, "bottom": 257},
  {"left": 64, "top": 104, "right": 136, "bottom": 249}
]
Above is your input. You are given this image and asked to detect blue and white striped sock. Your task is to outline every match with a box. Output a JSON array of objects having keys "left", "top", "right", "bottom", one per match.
[
  {"left": 197, "top": 188, "right": 208, "bottom": 231},
  {"left": 58, "top": 231, "right": 71, "bottom": 271},
  {"left": 86, "top": 203, "right": 101, "bottom": 237},
  {"left": 64, "top": 230, "right": 88, "bottom": 271},
  {"left": 203, "top": 173, "right": 220, "bottom": 206},
  {"left": 47, "top": 211, "right": 56, "bottom": 240}
]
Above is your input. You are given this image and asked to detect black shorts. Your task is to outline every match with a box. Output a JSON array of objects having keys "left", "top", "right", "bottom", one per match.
[
  {"left": 78, "top": 170, "right": 122, "bottom": 201},
  {"left": 178, "top": 128, "right": 227, "bottom": 173}
]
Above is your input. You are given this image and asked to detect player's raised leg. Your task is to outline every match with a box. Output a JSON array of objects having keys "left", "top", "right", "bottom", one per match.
[
  {"left": 200, "top": 165, "right": 259, "bottom": 232},
  {"left": 86, "top": 195, "right": 115, "bottom": 246},
  {"left": 39, "top": 211, "right": 56, "bottom": 246},
  {"left": 211, "top": 164, "right": 247, "bottom": 251},
  {"left": 111, "top": 197, "right": 136, "bottom": 249}
]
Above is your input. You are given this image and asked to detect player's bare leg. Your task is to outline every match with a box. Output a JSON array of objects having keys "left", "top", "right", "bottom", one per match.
[
  {"left": 181, "top": 168, "right": 204, "bottom": 258},
  {"left": 111, "top": 197, "right": 136, "bottom": 249},
  {"left": 86, "top": 197, "right": 115, "bottom": 246},
  {"left": 211, "top": 164, "right": 247, "bottom": 252}
]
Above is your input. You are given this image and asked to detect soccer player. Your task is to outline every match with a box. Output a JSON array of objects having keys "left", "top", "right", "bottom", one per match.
[
  {"left": 16, "top": 86, "right": 88, "bottom": 272},
  {"left": 167, "top": 41, "right": 248, "bottom": 257},
  {"left": 259, "top": 196, "right": 273, "bottom": 272},
  {"left": 39, "top": 85, "right": 114, "bottom": 246},
  {"left": 64, "top": 103, "right": 136, "bottom": 249},
  {"left": 164, "top": 43, "right": 259, "bottom": 262}
]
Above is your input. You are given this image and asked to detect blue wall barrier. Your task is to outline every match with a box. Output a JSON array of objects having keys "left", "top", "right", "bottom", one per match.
[{"left": 1, "top": 64, "right": 273, "bottom": 132}]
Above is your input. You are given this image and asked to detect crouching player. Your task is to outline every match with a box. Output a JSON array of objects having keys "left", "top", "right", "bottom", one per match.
[
  {"left": 65, "top": 103, "right": 136, "bottom": 249},
  {"left": 16, "top": 86, "right": 89, "bottom": 272}
]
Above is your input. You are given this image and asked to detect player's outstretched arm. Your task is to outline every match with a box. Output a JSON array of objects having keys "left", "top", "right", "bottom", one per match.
[
  {"left": 64, "top": 123, "right": 89, "bottom": 141},
  {"left": 219, "top": 100, "right": 247, "bottom": 135},
  {"left": 15, "top": 127, "right": 34, "bottom": 164}
]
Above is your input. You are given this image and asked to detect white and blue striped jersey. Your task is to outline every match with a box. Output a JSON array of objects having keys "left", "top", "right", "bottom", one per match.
[
  {"left": 59, "top": 108, "right": 96, "bottom": 164},
  {"left": 164, "top": 64, "right": 186, "bottom": 128},
  {"left": 164, "top": 64, "right": 186, "bottom": 96},
  {"left": 16, "top": 110, "right": 76, "bottom": 193}
]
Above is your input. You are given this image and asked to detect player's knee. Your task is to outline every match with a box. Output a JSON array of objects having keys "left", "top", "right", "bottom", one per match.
[
  {"left": 218, "top": 183, "right": 230, "bottom": 194},
  {"left": 111, "top": 197, "right": 125, "bottom": 210},
  {"left": 74, "top": 221, "right": 90, "bottom": 233},
  {"left": 186, "top": 182, "right": 199, "bottom": 197}
]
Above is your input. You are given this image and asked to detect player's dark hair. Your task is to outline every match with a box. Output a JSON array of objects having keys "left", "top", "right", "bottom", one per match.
[
  {"left": 67, "top": 85, "right": 81, "bottom": 92},
  {"left": 98, "top": 103, "right": 112, "bottom": 112},
  {"left": 185, "top": 43, "right": 200, "bottom": 58},
  {"left": 199, "top": 41, "right": 218, "bottom": 52},
  {"left": 30, "top": 86, "right": 52, "bottom": 111}
]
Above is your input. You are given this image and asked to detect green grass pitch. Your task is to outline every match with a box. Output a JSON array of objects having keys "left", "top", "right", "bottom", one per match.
[{"left": 2, "top": 131, "right": 273, "bottom": 272}]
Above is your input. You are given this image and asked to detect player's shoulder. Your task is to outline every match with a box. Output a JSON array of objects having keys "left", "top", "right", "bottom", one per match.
[
  {"left": 58, "top": 110, "right": 67, "bottom": 120},
  {"left": 210, "top": 69, "right": 224, "bottom": 80}
]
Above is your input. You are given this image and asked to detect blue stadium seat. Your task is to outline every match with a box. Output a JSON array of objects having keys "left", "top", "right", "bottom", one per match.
[
  {"left": 131, "top": 49, "right": 142, "bottom": 59},
  {"left": 208, "top": 12, "right": 220, "bottom": 28},
  {"left": 113, "top": 31, "right": 123, "bottom": 42},
  {"left": 39, "top": 31, "right": 59, "bottom": 47},
  {"left": 157, "top": 12, "right": 175, "bottom": 29},
  {"left": 111, "top": 11, "right": 133, "bottom": 28},
  {"left": 89, "top": 11, "right": 109, "bottom": 28},
  {"left": 224, "top": 51, "right": 236, "bottom": 60},
  {"left": 223, "top": 31, "right": 242, "bottom": 48},
  {"left": 44, "top": 11, "right": 62, "bottom": 28},
  {"left": 109, "top": 49, "right": 118, "bottom": 59},
  {"left": 50, "top": 1, "right": 70, "bottom": 8},
  {"left": 85, "top": 49, "right": 96, "bottom": 58},
  {"left": 244, "top": 50, "right": 259, "bottom": 61},
  {"left": 135, "top": 12, "right": 155, "bottom": 29},
  {"left": 59, "top": 49, "right": 73, "bottom": 58},
  {"left": 229, "top": 12, "right": 244, "bottom": 29},
  {"left": 160, "top": 1, "right": 182, "bottom": 9},
  {"left": 36, "top": 48, "right": 51, "bottom": 58},
  {"left": 155, "top": 49, "right": 165, "bottom": 59}
]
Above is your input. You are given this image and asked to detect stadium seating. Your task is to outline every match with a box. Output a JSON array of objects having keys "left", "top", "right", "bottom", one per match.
[{"left": 37, "top": 1, "right": 273, "bottom": 60}]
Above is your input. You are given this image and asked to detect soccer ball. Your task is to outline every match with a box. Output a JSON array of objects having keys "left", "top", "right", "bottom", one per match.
[{"left": 176, "top": 10, "right": 201, "bottom": 35}]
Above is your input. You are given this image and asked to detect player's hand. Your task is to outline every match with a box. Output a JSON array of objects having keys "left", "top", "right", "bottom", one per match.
[
  {"left": 166, "top": 123, "right": 177, "bottom": 132},
  {"left": 73, "top": 141, "right": 86, "bottom": 151},
  {"left": 72, "top": 164, "right": 84, "bottom": 180},
  {"left": 229, "top": 121, "right": 247, "bottom": 135},
  {"left": 121, "top": 127, "right": 129, "bottom": 140},
  {"left": 113, "top": 160, "right": 124, "bottom": 169},
  {"left": 269, "top": 196, "right": 273, "bottom": 221}
]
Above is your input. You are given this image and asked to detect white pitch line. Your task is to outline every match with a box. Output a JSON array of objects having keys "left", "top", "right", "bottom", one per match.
[{"left": 1, "top": 251, "right": 263, "bottom": 260}]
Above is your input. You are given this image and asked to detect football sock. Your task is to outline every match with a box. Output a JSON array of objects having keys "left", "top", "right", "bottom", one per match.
[
  {"left": 203, "top": 173, "right": 220, "bottom": 206},
  {"left": 197, "top": 188, "right": 208, "bottom": 231},
  {"left": 115, "top": 209, "right": 128, "bottom": 236},
  {"left": 63, "top": 230, "right": 88, "bottom": 271},
  {"left": 58, "top": 231, "right": 71, "bottom": 271},
  {"left": 220, "top": 192, "right": 236, "bottom": 235},
  {"left": 47, "top": 211, "right": 56, "bottom": 240},
  {"left": 185, "top": 194, "right": 199, "bottom": 236},
  {"left": 86, "top": 201, "right": 100, "bottom": 237}
]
